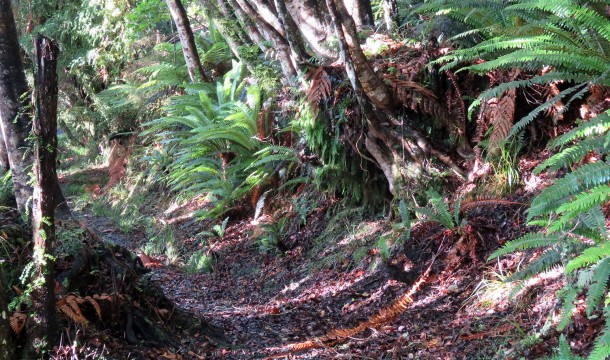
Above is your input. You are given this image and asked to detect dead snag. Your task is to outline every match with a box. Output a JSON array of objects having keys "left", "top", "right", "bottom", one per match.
[{"left": 26, "top": 35, "right": 61, "bottom": 358}]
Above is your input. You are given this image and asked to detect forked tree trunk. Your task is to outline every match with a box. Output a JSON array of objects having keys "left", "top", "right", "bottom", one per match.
[
  {"left": 333, "top": 0, "right": 395, "bottom": 110},
  {"left": 165, "top": 0, "right": 209, "bottom": 83},
  {"left": 25, "top": 34, "right": 60, "bottom": 359}
]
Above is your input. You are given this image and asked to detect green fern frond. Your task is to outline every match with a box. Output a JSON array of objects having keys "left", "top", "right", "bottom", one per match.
[
  {"left": 540, "top": 136, "right": 610, "bottom": 173},
  {"left": 557, "top": 286, "right": 579, "bottom": 331},
  {"left": 587, "top": 258, "right": 610, "bottom": 316},
  {"left": 489, "top": 232, "right": 562, "bottom": 260},
  {"left": 551, "top": 334, "right": 584, "bottom": 360},
  {"left": 565, "top": 243, "right": 610, "bottom": 275},
  {"left": 589, "top": 312, "right": 610, "bottom": 360},
  {"left": 507, "top": 249, "right": 563, "bottom": 282},
  {"left": 551, "top": 111, "right": 610, "bottom": 148}
]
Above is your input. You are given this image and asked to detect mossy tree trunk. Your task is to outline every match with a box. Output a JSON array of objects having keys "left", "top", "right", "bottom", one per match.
[{"left": 25, "top": 34, "right": 61, "bottom": 359}]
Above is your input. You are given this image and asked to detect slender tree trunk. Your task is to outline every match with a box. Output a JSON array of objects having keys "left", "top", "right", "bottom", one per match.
[
  {"left": 165, "top": 0, "right": 209, "bottom": 83},
  {"left": 275, "top": 0, "right": 309, "bottom": 63},
  {"left": 234, "top": 0, "right": 298, "bottom": 79},
  {"left": 225, "top": 0, "right": 269, "bottom": 53},
  {"left": 0, "top": 268, "right": 14, "bottom": 360},
  {"left": 382, "top": 0, "right": 397, "bottom": 32},
  {"left": 25, "top": 35, "right": 60, "bottom": 359}
]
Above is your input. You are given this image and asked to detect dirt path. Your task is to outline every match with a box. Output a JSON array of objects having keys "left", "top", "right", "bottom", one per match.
[{"left": 73, "top": 195, "right": 572, "bottom": 359}]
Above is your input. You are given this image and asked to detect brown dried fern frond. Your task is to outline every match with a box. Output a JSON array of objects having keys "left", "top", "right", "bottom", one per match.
[
  {"left": 384, "top": 75, "right": 445, "bottom": 120},
  {"left": 274, "top": 252, "right": 436, "bottom": 357},
  {"left": 83, "top": 296, "right": 102, "bottom": 320},
  {"left": 56, "top": 295, "right": 89, "bottom": 325},
  {"left": 10, "top": 312, "right": 26, "bottom": 335},
  {"left": 56, "top": 294, "right": 104, "bottom": 325},
  {"left": 487, "top": 89, "right": 516, "bottom": 152},
  {"left": 306, "top": 67, "right": 331, "bottom": 105}
]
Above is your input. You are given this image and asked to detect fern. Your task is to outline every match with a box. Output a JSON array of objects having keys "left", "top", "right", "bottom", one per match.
[
  {"left": 557, "top": 286, "right": 579, "bottom": 332},
  {"left": 489, "top": 232, "right": 562, "bottom": 259},
  {"left": 549, "top": 335, "right": 585, "bottom": 360},
  {"left": 586, "top": 258, "right": 610, "bottom": 316},
  {"left": 589, "top": 312, "right": 610, "bottom": 360}
]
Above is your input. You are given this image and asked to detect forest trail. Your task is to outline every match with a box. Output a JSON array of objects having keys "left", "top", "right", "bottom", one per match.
[{"left": 60, "top": 166, "right": 576, "bottom": 359}]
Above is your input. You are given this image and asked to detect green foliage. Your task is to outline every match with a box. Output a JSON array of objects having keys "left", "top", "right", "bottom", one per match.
[
  {"left": 256, "top": 217, "right": 289, "bottom": 254},
  {"left": 185, "top": 249, "right": 215, "bottom": 274},
  {"left": 0, "top": 171, "right": 13, "bottom": 206},
  {"left": 142, "top": 62, "right": 265, "bottom": 219},
  {"left": 295, "top": 102, "right": 387, "bottom": 205},
  {"left": 547, "top": 335, "right": 585, "bottom": 360},
  {"left": 414, "top": 189, "right": 463, "bottom": 231},
  {"left": 423, "top": 2, "right": 610, "bottom": 356}
]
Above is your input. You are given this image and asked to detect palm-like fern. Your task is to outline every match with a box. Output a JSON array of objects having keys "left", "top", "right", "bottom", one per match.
[{"left": 141, "top": 62, "right": 266, "bottom": 218}]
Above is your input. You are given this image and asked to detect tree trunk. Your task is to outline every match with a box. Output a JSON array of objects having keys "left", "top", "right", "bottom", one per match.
[
  {"left": 332, "top": 0, "right": 395, "bottom": 110},
  {"left": 234, "top": 0, "right": 298, "bottom": 80},
  {"left": 285, "top": 0, "right": 338, "bottom": 60},
  {"left": 0, "top": 0, "right": 35, "bottom": 213},
  {"left": 344, "top": 0, "right": 374, "bottom": 30},
  {"left": 227, "top": 0, "right": 270, "bottom": 54},
  {"left": 165, "top": 0, "right": 209, "bottom": 83},
  {"left": 0, "top": 268, "right": 14, "bottom": 360},
  {"left": 0, "top": 137, "right": 8, "bottom": 174},
  {"left": 25, "top": 34, "right": 60, "bottom": 359},
  {"left": 201, "top": 0, "right": 260, "bottom": 74},
  {"left": 274, "top": 0, "right": 309, "bottom": 63},
  {"left": 0, "top": 0, "right": 70, "bottom": 218},
  {"left": 382, "top": 0, "right": 397, "bottom": 32}
]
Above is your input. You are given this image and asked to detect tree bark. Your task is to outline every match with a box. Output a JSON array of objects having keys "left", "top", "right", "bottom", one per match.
[
  {"left": 274, "top": 0, "right": 309, "bottom": 63},
  {"left": 0, "top": 268, "right": 14, "bottom": 360},
  {"left": 344, "top": 0, "right": 374, "bottom": 30},
  {"left": 0, "top": 0, "right": 34, "bottom": 213},
  {"left": 285, "top": 0, "right": 338, "bottom": 60},
  {"left": 382, "top": 0, "right": 397, "bottom": 32},
  {"left": 234, "top": 0, "right": 298, "bottom": 80},
  {"left": 333, "top": 0, "right": 395, "bottom": 110},
  {"left": 0, "top": 0, "right": 70, "bottom": 217},
  {"left": 0, "top": 136, "right": 8, "bottom": 174},
  {"left": 26, "top": 34, "right": 60, "bottom": 359},
  {"left": 165, "top": 0, "right": 210, "bottom": 83}
]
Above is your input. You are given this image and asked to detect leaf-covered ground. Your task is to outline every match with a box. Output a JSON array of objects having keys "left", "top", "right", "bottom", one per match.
[{"left": 45, "top": 158, "right": 603, "bottom": 359}]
